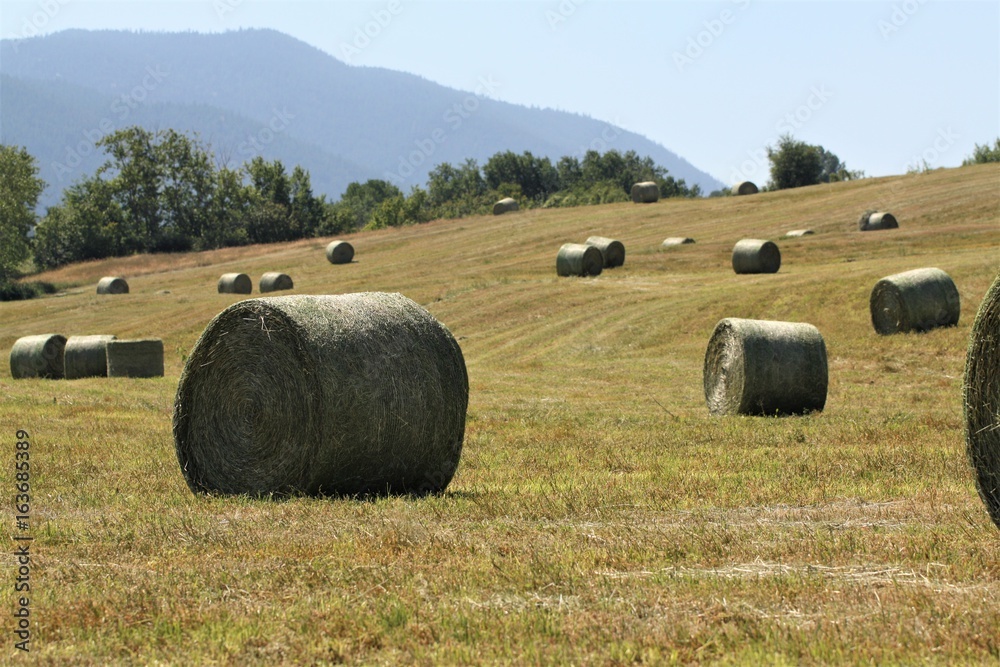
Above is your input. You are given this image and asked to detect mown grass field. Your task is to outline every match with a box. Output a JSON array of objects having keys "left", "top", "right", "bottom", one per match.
[{"left": 1, "top": 164, "right": 999, "bottom": 665}]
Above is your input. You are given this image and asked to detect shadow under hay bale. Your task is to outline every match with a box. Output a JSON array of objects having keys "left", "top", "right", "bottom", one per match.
[
  {"left": 732, "top": 181, "right": 759, "bottom": 196},
  {"left": 585, "top": 236, "right": 625, "bottom": 268},
  {"left": 106, "top": 339, "right": 164, "bottom": 378},
  {"left": 732, "top": 239, "right": 781, "bottom": 274},
  {"left": 965, "top": 272, "right": 1000, "bottom": 528},
  {"left": 218, "top": 273, "right": 252, "bottom": 295},
  {"left": 859, "top": 210, "right": 898, "bottom": 231},
  {"left": 173, "top": 292, "right": 469, "bottom": 497},
  {"left": 661, "top": 237, "right": 696, "bottom": 248},
  {"left": 630, "top": 181, "right": 659, "bottom": 203},
  {"left": 870, "top": 267, "right": 960, "bottom": 335},
  {"left": 326, "top": 240, "right": 354, "bottom": 264},
  {"left": 785, "top": 229, "right": 814, "bottom": 238},
  {"left": 97, "top": 276, "right": 129, "bottom": 295},
  {"left": 260, "top": 272, "right": 293, "bottom": 293},
  {"left": 10, "top": 334, "right": 66, "bottom": 379},
  {"left": 556, "top": 243, "right": 603, "bottom": 277},
  {"left": 493, "top": 198, "right": 519, "bottom": 215},
  {"left": 703, "top": 318, "right": 828, "bottom": 416},
  {"left": 65, "top": 335, "right": 117, "bottom": 379}
]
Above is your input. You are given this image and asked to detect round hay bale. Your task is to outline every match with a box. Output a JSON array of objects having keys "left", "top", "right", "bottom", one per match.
[
  {"left": 556, "top": 243, "right": 603, "bottom": 277},
  {"left": 785, "top": 229, "right": 814, "bottom": 238},
  {"left": 585, "top": 236, "right": 625, "bottom": 268},
  {"left": 326, "top": 240, "right": 355, "bottom": 265},
  {"left": 703, "top": 318, "right": 828, "bottom": 416},
  {"left": 859, "top": 210, "right": 898, "bottom": 231},
  {"left": 965, "top": 272, "right": 1000, "bottom": 528},
  {"left": 172, "top": 293, "right": 469, "bottom": 497},
  {"left": 64, "top": 335, "right": 117, "bottom": 379},
  {"left": 218, "top": 273, "right": 252, "bottom": 295},
  {"left": 870, "top": 267, "right": 960, "bottom": 335},
  {"left": 96, "top": 276, "right": 129, "bottom": 295},
  {"left": 732, "top": 239, "right": 781, "bottom": 274},
  {"left": 9, "top": 334, "right": 66, "bottom": 379},
  {"left": 630, "top": 181, "right": 660, "bottom": 204},
  {"left": 661, "top": 237, "right": 696, "bottom": 248},
  {"left": 260, "top": 272, "right": 293, "bottom": 293},
  {"left": 493, "top": 197, "right": 519, "bottom": 215},
  {"left": 731, "top": 181, "right": 759, "bottom": 196},
  {"left": 106, "top": 339, "right": 164, "bottom": 378}
]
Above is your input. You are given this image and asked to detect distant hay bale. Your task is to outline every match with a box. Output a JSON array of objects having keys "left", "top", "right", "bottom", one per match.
[
  {"left": 9, "top": 334, "right": 66, "bottom": 379},
  {"left": 661, "top": 237, "right": 696, "bottom": 249},
  {"left": 260, "top": 272, "right": 293, "bottom": 293},
  {"left": 218, "top": 273, "right": 252, "bottom": 295},
  {"left": 64, "top": 335, "right": 117, "bottom": 379},
  {"left": 785, "top": 229, "right": 814, "bottom": 238},
  {"left": 732, "top": 239, "right": 781, "bottom": 274},
  {"left": 870, "top": 267, "right": 960, "bottom": 335},
  {"left": 326, "top": 240, "right": 355, "bottom": 265},
  {"left": 172, "top": 293, "right": 469, "bottom": 497},
  {"left": 556, "top": 243, "right": 603, "bottom": 277},
  {"left": 493, "top": 198, "right": 519, "bottom": 215},
  {"left": 630, "top": 181, "right": 660, "bottom": 204},
  {"left": 585, "top": 236, "right": 625, "bottom": 268},
  {"left": 965, "top": 272, "right": 1000, "bottom": 528},
  {"left": 859, "top": 210, "right": 898, "bottom": 231},
  {"left": 703, "top": 318, "right": 828, "bottom": 416},
  {"left": 96, "top": 276, "right": 129, "bottom": 295},
  {"left": 106, "top": 339, "right": 164, "bottom": 378},
  {"left": 732, "top": 181, "right": 759, "bottom": 196}
]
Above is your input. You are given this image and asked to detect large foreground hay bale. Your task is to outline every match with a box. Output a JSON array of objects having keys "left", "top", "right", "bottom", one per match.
[
  {"left": 326, "top": 240, "right": 355, "bottom": 264},
  {"left": 65, "top": 335, "right": 117, "bottom": 379},
  {"left": 661, "top": 237, "right": 696, "bottom": 248},
  {"left": 870, "top": 267, "right": 960, "bottom": 335},
  {"left": 96, "top": 276, "right": 129, "bottom": 294},
  {"left": 218, "top": 273, "right": 252, "bottom": 294},
  {"left": 630, "top": 181, "right": 660, "bottom": 203},
  {"left": 732, "top": 239, "right": 781, "bottom": 274},
  {"left": 585, "top": 236, "right": 625, "bottom": 268},
  {"left": 173, "top": 293, "right": 469, "bottom": 497},
  {"left": 965, "top": 273, "right": 1000, "bottom": 528},
  {"left": 858, "top": 210, "right": 898, "bottom": 231},
  {"left": 493, "top": 197, "right": 519, "bottom": 215},
  {"left": 106, "top": 339, "right": 164, "bottom": 378},
  {"left": 9, "top": 334, "right": 66, "bottom": 379},
  {"left": 556, "top": 243, "right": 603, "bottom": 277},
  {"left": 732, "top": 181, "right": 759, "bottom": 196},
  {"left": 260, "top": 272, "right": 293, "bottom": 293},
  {"left": 703, "top": 318, "right": 828, "bottom": 416}
]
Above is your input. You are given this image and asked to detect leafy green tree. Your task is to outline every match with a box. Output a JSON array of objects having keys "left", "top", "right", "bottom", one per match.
[
  {"left": 963, "top": 138, "right": 1000, "bottom": 165},
  {"left": 338, "top": 179, "right": 404, "bottom": 230},
  {"left": 0, "top": 145, "right": 44, "bottom": 281},
  {"left": 96, "top": 127, "right": 163, "bottom": 250},
  {"left": 483, "top": 151, "right": 559, "bottom": 201},
  {"left": 246, "top": 157, "right": 292, "bottom": 208},
  {"left": 157, "top": 130, "right": 214, "bottom": 250},
  {"left": 766, "top": 135, "right": 824, "bottom": 190},
  {"left": 289, "top": 166, "right": 325, "bottom": 238},
  {"left": 202, "top": 167, "right": 251, "bottom": 249},
  {"left": 33, "top": 178, "right": 129, "bottom": 269}
]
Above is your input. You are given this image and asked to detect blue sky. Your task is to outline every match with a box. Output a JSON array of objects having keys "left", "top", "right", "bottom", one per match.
[{"left": 2, "top": 0, "right": 998, "bottom": 185}]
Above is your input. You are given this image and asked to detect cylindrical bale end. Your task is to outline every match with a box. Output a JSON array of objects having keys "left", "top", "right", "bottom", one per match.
[
  {"left": 785, "top": 229, "right": 814, "bottom": 238},
  {"left": 9, "top": 334, "right": 67, "bottom": 379},
  {"left": 965, "top": 273, "right": 1000, "bottom": 528},
  {"left": 493, "top": 198, "right": 519, "bottom": 215},
  {"left": 260, "top": 272, "right": 293, "bottom": 293},
  {"left": 859, "top": 211, "right": 898, "bottom": 231},
  {"left": 326, "top": 240, "right": 355, "bottom": 264},
  {"left": 630, "top": 181, "right": 660, "bottom": 204},
  {"left": 731, "top": 181, "right": 759, "bottom": 196},
  {"left": 870, "top": 267, "right": 960, "bottom": 335},
  {"left": 661, "top": 237, "right": 696, "bottom": 249},
  {"left": 732, "top": 239, "right": 781, "bottom": 274},
  {"left": 64, "top": 335, "right": 117, "bottom": 379},
  {"left": 703, "top": 318, "right": 828, "bottom": 416},
  {"left": 106, "top": 339, "right": 164, "bottom": 378},
  {"left": 97, "top": 276, "right": 129, "bottom": 294},
  {"left": 585, "top": 236, "right": 625, "bottom": 268},
  {"left": 218, "top": 273, "right": 252, "bottom": 294},
  {"left": 172, "top": 292, "right": 469, "bottom": 497},
  {"left": 556, "top": 243, "right": 603, "bottom": 277}
]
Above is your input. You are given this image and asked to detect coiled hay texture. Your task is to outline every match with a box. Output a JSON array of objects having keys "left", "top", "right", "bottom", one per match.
[
  {"left": 870, "top": 267, "right": 960, "bottom": 335},
  {"left": 260, "top": 272, "right": 293, "bottom": 293},
  {"left": 106, "top": 339, "right": 164, "bottom": 378},
  {"left": 65, "top": 335, "right": 117, "bottom": 379},
  {"left": 97, "top": 276, "right": 129, "bottom": 294},
  {"left": 326, "top": 240, "right": 355, "bottom": 264},
  {"left": 10, "top": 334, "right": 66, "bottom": 379},
  {"left": 732, "top": 239, "right": 781, "bottom": 274},
  {"left": 859, "top": 210, "right": 898, "bottom": 231},
  {"left": 785, "top": 229, "right": 814, "bottom": 237},
  {"left": 585, "top": 236, "right": 625, "bottom": 268},
  {"left": 703, "top": 318, "right": 828, "bottom": 416},
  {"left": 732, "top": 181, "right": 759, "bottom": 196},
  {"left": 630, "top": 181, "right": 660, "bottom": 203},
  {"left": 556, "top": 243, "right": 603, "bottom": 277},
  {"left": 965, "top": 272, "right": 1000, "bottom": 528},
  {"left": 218, "top": 273, "right": 252, "bottom": 294},
  {"left": 493, "top": 197, "right": 519, "bottom": 215},
  {"left": 173, "top": 293, "right": 469, "bottom": 497},
  {"left": 661, "top": 237, "right": 696, "bottom": 248}
]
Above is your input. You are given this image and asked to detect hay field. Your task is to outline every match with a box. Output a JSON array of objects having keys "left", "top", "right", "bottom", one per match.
[{"left": 1, "top": 165, "right": 999, "bottom": 664}]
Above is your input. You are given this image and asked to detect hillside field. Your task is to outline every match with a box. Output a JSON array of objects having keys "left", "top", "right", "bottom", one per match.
[{"left": 1, "top": 164, "right": 999, "bottom": 664}]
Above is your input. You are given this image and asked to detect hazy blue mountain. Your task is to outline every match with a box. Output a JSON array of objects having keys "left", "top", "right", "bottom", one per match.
[{"left": 1, "top": 29, "right": 724, "bottom": 209}]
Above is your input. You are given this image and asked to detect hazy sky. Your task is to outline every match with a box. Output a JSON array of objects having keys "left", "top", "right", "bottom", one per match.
[{"left": 2, "top": 0, "right": 998, "bottom": 185}]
